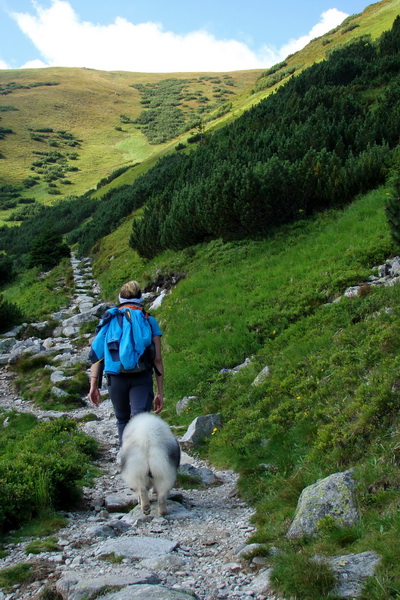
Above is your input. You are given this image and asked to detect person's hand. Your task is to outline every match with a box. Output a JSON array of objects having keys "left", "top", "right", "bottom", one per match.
[
  {"left": 89, "top": 386, "right": 101, "bottom": 407},
  {"left": 153, "top": 393, "right": 164, "bottom": 414}
]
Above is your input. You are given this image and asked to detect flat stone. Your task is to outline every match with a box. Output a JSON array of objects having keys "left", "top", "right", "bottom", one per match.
[
  {"left": 96, "top": 535, "right": 178, "bottom": 559},
  {"left": 314, "top": 551, "right": 381, "bottom": 598},
  {"left": 105, "top": 491, "right": 137, "bottom": 512},
  {"left": 86, "top": 519, "right": 131, "bottom": 539},
  {"left": 56, "top": 569, "right": 158, "bottom": 600},
  {"left": 100, "top": 584, "right": 199, "bottom": 600},
  {"left": 140, "top": 554, "right": 187, "bottom": 572},
  {"left": 123, "top": 500, "right": 191, "bottom": 522}
]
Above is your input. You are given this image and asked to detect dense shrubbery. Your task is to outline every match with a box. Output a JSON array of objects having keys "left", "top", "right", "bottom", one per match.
[
  {"left": 131, "top": 77, "right": 237, "bottom": 144},
  {"left": 0, "top": 294, "right": 24, "bottom": 333},
  {"left": 28, "top": 230, "right": 70, "bottom": 270},
  {"left": 0, "top": 255, "right": 15, "bottom": 286},
  {"left": 0, "top": 195, "right": 96, "bottom": 267},
  {"left": 385, "top": 174, "right": 400, "bottom": 246},
  {"left": 0, "top": 413, "right": 98, "bottom": 532},
  {"left": 67, "top": 153, "right": 187, "bottom": 256},
  {"left": 127, "top": 19, "right": 400, "bottom": 258}
]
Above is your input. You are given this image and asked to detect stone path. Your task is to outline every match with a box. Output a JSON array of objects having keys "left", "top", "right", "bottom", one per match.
[{"left": 0, "top": 256, "right": 276, "bottom": 600}]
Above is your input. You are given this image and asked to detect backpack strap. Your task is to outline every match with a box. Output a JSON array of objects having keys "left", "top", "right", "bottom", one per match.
[{"left": 117, "top": 303, "right": 149, "bottom": 319}]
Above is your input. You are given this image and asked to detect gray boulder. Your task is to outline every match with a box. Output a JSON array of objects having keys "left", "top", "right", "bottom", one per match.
[
  {"left": 178, "top": 464, "right": 221, "bottom": 486},
  {"left": 176, "top": 396, "right": 199, "bottom": 415},
  {"left": 56, "top": 570, "right": 158, "bottom": 600},
  {"left": 86, "top": 519, "right": 130, "bottom": 539},
  {"left": 51, "top": 386, "right": 68, "bottom": 398},
  {"left": 252, "top": 365, "right": 271, "bottom": 386},
  {"left": 287, "top": 470, "right": 358, "bottom": 538},
  {"left": 0, "top": 338, "right": 17, "bottom": 354},
  {"left": 180, "top": 414, "right": 222, "bottom": 446},
  {"left": 50, "top": 370, "right": 71, "bottom": 384},
  {"left": 314, "top": 551, "right": 381, "bottom": 598}
]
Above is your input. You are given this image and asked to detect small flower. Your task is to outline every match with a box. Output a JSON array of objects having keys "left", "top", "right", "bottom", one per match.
[
  {"left": 296, "top": 396, "right": 302, "bottom": 400},
  {"left": 211, "top": 427, "right": 218, "bottom": 436}
]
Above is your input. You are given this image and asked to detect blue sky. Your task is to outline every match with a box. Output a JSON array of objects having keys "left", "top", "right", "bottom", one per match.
[{"left": 0, "top": 0, "right": 370, "bottom": 72}]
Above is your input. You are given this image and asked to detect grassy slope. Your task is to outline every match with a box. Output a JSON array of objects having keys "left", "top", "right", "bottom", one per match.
[
  {"left": 0, "top": 68, "right": 260, "bottom": 211},
  {"left": 0, "top": 0, "right": 398, "bottom": 219},
  {"left": 91, "top": 183, "right": 400, "bottom": 599}
]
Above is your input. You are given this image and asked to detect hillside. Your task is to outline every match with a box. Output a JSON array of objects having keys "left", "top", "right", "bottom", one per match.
[
  {"left": 1, "top": 1, "right": 400, "bottom": 597},
  {"left": 0, "top": 0, "right": 398, "bottom": 228},
  {"left": 0, "top": 68, "right": 261, "bottom": 222}
]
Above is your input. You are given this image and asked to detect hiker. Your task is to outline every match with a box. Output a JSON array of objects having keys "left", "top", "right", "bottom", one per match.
[{"left": 88, "top": 280, "right": 164, "bottom": 445}]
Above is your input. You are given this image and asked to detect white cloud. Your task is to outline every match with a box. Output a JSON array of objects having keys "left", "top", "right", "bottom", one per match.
[
  {"left": 0, "top": 59, "right": 11, "bottom": 70},
  {"left": 259, "top": 9, "right": 348, "bottom": 65},
  {"left": 10, "top": 1, "right": 348, "bottom": 72},
  {"left": 20, "top": 59, "right": 50, "bottom": 69}
]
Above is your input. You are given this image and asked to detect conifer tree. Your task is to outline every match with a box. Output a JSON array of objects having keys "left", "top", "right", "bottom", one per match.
[{"left": 385, "top": 175, "right": 400, "bottom": 247}]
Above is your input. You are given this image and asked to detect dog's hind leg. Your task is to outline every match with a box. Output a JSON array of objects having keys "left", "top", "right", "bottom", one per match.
[
  {"left": 157, "top": 493, "right": 168, "bottom": 516},
  {"left": 139, "top": 487, "right": 150, "bottom": 515}
]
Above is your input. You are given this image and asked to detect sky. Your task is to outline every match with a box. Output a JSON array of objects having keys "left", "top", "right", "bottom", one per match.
[{"left": 0, "top": 0, "right": 371, "bottom": 72}]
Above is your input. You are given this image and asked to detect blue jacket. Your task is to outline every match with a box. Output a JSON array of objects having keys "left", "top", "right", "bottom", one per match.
[{"left": 89, "top": 306, "right": 153, "bottom": 374}]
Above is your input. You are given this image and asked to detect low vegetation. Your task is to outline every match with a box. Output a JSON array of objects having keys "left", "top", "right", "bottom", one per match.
[
  {"left": 91, "top": 184, "right": 400, "bottom": 599},
  {"left": 0, "top": 412, "right": 99, "bottom": 533},
  {"left": 0, "top": 4, "right": 399, "bottom": 599}
]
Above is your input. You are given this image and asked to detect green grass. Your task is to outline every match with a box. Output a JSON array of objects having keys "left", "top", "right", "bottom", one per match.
[
  {"left": 90, "top": 183, "right": 400, "bottom": 599},
  {"left": 0, "top": 563, "right": 35, "bottom": 591},
  {"left": 2, "top": 256, "right": 73, "bottom": 321},
  {"left": 25, "top": 537, "right": 60, "bottom": 555}
]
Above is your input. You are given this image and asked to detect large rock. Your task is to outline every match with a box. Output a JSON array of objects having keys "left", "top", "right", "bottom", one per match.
[
  {"left": 0, "top": 338, "right": 17, "bottom": 354},
  {"left": 149, "top": 289, "right": 167, "bottom": 310},
  {"left": 180, "top": 414, "right": 222, "bottom": 446},
  {"left": 96, "top": 535, "right": 178, "bottom": 559},
  {"left": 56, "top": 569, "right": 158, "bottom": 600},
  {"left": 100, "top": 584, "right": 199, "bottom": 600},
  {"left": 287, "top": 470, "right": 358, "bottom": 538},
  {"left": 178, "top": 464, "right": 221, "bottom": 486},
  {"left": 314, "top": 551, "right": 381, "bottom": 598}
]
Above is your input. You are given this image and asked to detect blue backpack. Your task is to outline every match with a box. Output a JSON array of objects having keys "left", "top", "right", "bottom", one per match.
[{"left": 89, "top": 304, "right": 156, "bottom": 375}]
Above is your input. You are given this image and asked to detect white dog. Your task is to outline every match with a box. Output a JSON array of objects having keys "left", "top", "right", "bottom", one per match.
[{"left": 120, "top": 412, "right": 181, "bottom": 516}]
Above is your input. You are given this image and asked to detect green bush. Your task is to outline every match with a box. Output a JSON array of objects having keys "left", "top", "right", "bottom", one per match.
[
  {"left": 0, "top": 255, "right": 15, "bottom": 286},
  {"left": 385, "top": 174, "right": 400, "bottom": 246},
  {"left": 0, "top": 294, "right": 24, "bottom": 334},
  {"left": 28, "top": 230, "right": 70, "bottom": 270},
  {"left": 0, "top": 414, "right": 98, "bottom": 532}
]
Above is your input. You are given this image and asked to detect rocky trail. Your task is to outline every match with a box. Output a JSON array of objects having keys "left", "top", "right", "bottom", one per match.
[{"left": 0, "top": 256, "right": 274, "bottom": 600}]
